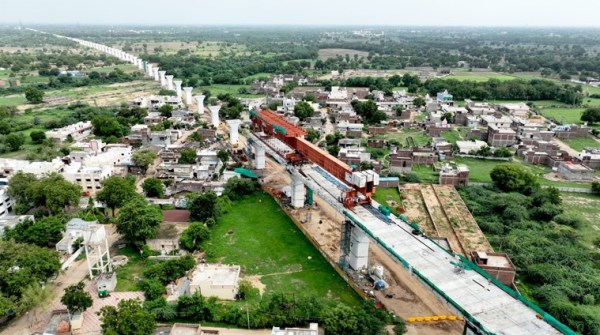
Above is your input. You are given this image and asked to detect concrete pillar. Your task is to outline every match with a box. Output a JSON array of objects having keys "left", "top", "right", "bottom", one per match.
[
  {"left": 174, "top": 80, "right": 183, "bottom": 98},
  {"left": 208, "top": 105, "right": 221, "bottom": 128},
  {"left": 166, "top": 75, "right": 174, "bottom": 90},
  {"left": 159, "top": 71, "right": 166, "bottom": 87},
  {"left": 147, "top": 63, "right": 154, "bottom": 77},
  {"left": 153, "top": 67, "right": 160, "bottom": 81},
  {"left": 194, "top": 95, "right": 205, "bottom": 114},
  {"left": 226, "top": 119, "right": 241, "bottom": 145},
  {"left": 183, "top": 87, "right": 193, "bottom": 105},
  {"left": 137, "top": 59, "right": 144, "bottom": 70},
  {"left": 290, "top": 173, "right": 306, "bottom": 208},
  {"left": 348, "top": 227, "right": 369, "bottom": 270},
  {"left": 255, "top": 145, "right": 265, "bottom": 170}
]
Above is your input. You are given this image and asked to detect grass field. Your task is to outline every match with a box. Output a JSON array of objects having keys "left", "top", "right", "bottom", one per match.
[
  {"left": 0, "top": 95, "right": 27, "bottom": 106},
  {"left": 371, "top": 187, "right": 401, "bottom": 215},
  {"left": 374, "top": 130, "right": 430, "bottom": 147},
  {"left": 561, "top": 193, "right": 600, "bottom": 251},
  {"left": 114, "top": 246, "right": 147, "bottom": 291},
  {"left": 242, "top": 72, "right": 273, "bottom": 82},
  {"left": 203, "top": 191, "right": 361, "bottom": 306},
  {"left": 440, "top": 128, "right": 469, "bottom": 144},
  {"left": 89, "top": 64, "right": 138, "bottom": 74},
  {"left": 562, "top": 136, "right": 600, "bottom": 152},
  {"left": 195, "top": 85, "right": 265, "bottom": 98},
  {"left": 444, "top": 73, "right": 517, "bottom": 82},
  {"left": 539, "top": 108, "right": 585, "bottom": 124}
]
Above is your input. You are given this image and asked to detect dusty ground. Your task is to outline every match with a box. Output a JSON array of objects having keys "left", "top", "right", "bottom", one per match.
[
  {"left": 259, "top": 158, "right": 463, "bottom": 335},
  {"left": 401, "top": 184, "right": 491, "bottom": 256}
]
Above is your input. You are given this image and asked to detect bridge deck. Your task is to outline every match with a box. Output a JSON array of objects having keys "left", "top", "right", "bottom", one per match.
[{"left": 350, "top": 204, "right": 562, "bottom": 335}]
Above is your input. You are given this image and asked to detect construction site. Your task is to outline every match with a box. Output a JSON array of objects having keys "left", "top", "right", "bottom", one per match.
[{"left": 240, "top": 109, "right": 574, "bottom": 335}]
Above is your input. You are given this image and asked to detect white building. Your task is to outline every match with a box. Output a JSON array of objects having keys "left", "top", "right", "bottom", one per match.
[
  {"left": 500, "top": 103, "right": 530, "bottom": 119},
  {"left": 189, "top": 264, "right": 241, "bottom": 300},
  {"left": 45, "top": 121, "right": 93, "bottom": 142},
  {"left": 456, "top": 140, "right": 488, "bottom": 154},
  {"left": 272, "top": 323, "right": 319, "bottom": 335},
  {"left": 0, "top": 214, "right": 34, "bottom": 236},
  {"left": 328, "top": 86, "right": 349, "bottom": 101},
  {"left": 481, "top": 115, "right": 513, "bottom": 128},
  {"left": 63, "top": 163, "right": 112, "bottom": 196}
]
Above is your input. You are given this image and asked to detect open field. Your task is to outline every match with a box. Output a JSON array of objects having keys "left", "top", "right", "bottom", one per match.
[
  {"left": 561, "top": 193, "right": 600, "bottom": 251},
  {"left": 203, "top": 191, "right": 361, "bottom": 306},
  {"left": 562, "top": 136, "right": 600, "bottom": 152},
  {"left": 0, "top": 95, "right": 27, "bottom": 106},
  {"left": 539, "top": 107, "right": 585, "bottom": 124},
  {"left": 317, "top": 48, "right": 368, "bottom": 60},
  {"left": 374, "top": 130, "right": 430, "bottom": 147},
  {"left": 89, "top": 64, "right": 138, "bottom": 74},
  {"left": 114, "top": 246, "right": 147, "bottom": 291},
  {"left": 371, "top": 187, "right": 402, "bottom": 216},
  {"left": 195, "top": 85, "right": 265, "bottom": 98},
  {"left": 444, "top": 73, "right": 517, "bottom": 82}
]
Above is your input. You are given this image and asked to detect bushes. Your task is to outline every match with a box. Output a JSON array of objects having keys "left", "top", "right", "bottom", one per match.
[
  {"left": 460, "top": 186, "right": 600, "bottom": 333},
  {"left": 142, "top": 255, "right": 195, "bottom": 285}
]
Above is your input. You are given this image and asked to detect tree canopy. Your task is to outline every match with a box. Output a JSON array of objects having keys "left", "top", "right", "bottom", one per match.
[
  {"left": 61, "top": 282, "right": 93, "bottom": 315},
  {"left": 3, "top": 216, "right": 65, "bottom": 247},
  {"left": 98, "top": 298, "right": 156, "bottom": 335},
  {"left": 293, "top": 101, "right": 315, "bottom": 121},
  {"left": 115, "top": 196, "right": 163, "bottom": 243},
  {"left": 7, "top": 172, "right": 80, "bottom": 215},
  {"left": 24, "top": 86, "right": 44, "bottom": 103},
  {"left": 178, "top": 148, "right": 197, "bottom": 164},
  {"left": 179, "top": 222, "right": 210, "bottom": 252},
  {"left": 132, "top": 149, "right": 157, "bottom": 173},
  {"left": 581, "top": 107, "right": 600, "bottom": 124},
  {"left": 142, "top": 178, "right": 164, "bottom": 198},
  {"left": 490, "top": 163, "right": 539, "bottom": 193},
  {"left": 96, "top": 175, "right": 137, "bottom": 216}
]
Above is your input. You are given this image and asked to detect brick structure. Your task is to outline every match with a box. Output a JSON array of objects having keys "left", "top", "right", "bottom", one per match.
[
  {"left": 487, "top": 126, "right": 516, "bottom": 147},
  {"left": 576, "top": 148, "right": 600, "bottom": 169},
  {"left": 389, "top": 153, "right": 412, "bottom": 173},
  {"left": 471, "top": 251, "right": 516, "bottom": 287},
  {"left": 367, "top": 139, "right": 386, "bottom": 148},
  {"left": 368, "top": 127, "right": 387, "bottom": 135},
  {"left": 439, "top": 164, "right": 469, "bottom": 186},
  {"left": 197, "top": 128, "right": 217, "bottom": 141},
  {"left": 553, "top": 125, "right": 590, "bottom": 139},
  {"left": 347, "top": 129, "right": 363, "bottom": 138}
]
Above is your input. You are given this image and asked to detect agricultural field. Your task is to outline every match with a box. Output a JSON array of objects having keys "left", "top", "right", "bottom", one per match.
[
  {"left": 317, "top": 48, "right": 368, "bottom": 61},
  {"left": 444, "top": 72, "right": 518, "bottom": 82},
  {"left": 562, "top": 136, "right": 600, "bottom": 152},
  {"left": 203, "top": 191, "right": 361, "bottom": 306}
]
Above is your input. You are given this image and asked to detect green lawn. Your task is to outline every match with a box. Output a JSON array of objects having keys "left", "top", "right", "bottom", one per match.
[
  {"left": 371, "top": 187, "right": 402, "bottom": 215},
  {"left": 440, "top": 129, "right": 468, "bottom": 144},
  {"left": 242, "top": 72, "right": 273, "bottom": 82},
  {"left": 416, "top": 157, "right": 593, "bottom": 189},
  {"left": 562, "top": 137, "right": 600, "bottom": 152},
  {"left": 561, "top": 193, "right": 600, "bottom": 251},
  {"left": 444, "top": 73, "right": 517, "bottom": 82},
  {"left": 203, "top": 191, "right": 361, "bottom": 306},
  {"left": 114, "top": 246, "right": 148, "bottom": 292},
  {"left": 195, "top": 85, "right": 265, "bottom": 98},
  {"left": 539, "top": 108, "right": 585, "bottom": 124},
  {"left": 0, "top": 95, "right": 27, "bottom": 106},
  {"left": 89, "top": 64, "right": 138, "bottom": 74}
]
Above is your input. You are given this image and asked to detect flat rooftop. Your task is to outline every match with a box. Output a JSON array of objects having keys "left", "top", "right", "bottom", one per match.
[
  {"left": 347, "top": 204, "right": 563, "bottom": 335},
  {"left": 191, "top": 264, "right": 240, "bottom": 287}
]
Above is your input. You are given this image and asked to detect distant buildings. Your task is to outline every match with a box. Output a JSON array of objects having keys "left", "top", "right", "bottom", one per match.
[{"left": 45, "top": 121, "right": 93, "bottom": 142}]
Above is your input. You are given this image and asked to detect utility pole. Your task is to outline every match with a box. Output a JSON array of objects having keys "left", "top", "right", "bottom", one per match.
[{"left": 246, "top": 304, "right": 250, "bottom": 329}]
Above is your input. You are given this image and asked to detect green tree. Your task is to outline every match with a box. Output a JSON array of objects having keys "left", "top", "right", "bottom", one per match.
[
  {"left": 179, "top": 222, "right": 210, "bottom": 252},
  {"left": 293, "top": 101, "right": 315, "bottom": 121},
  {"left": 178, "top": 148, "right": 197, "bottom": 164},
  {"left": 592, "top": 181, "right": 600, "bottom": 195},
  {"left": 188, "top": 191, "right": 218, "bottom": 222},
  {"left": 92, "top": 115, "right": 126, "bottom": 138},
  {"left": 306, "top": 129, "right": 319, "bottom": 142},
  {"left": 30, "top": 173, "right": 81, "bottom": 215},
  {"left": 158, "top": 104, "right": 173, "bottom": 118},
  {"left": 132, "top": 149, "right": 157, "bottom": 174},
  {"left": 98, "top": 298, "right": 156, "bottom": 335},
  {"left": 7, "top": 171, "right": 37, "bottom": 205},
  {"left": 490, "top": 163, "right": 539, "bottom": 193},
  {"left": 581, "top": 107, "right": 600, "bottom": 124},
  {"left": 3, "top": 216, "right": 65, "bottom": 247},
  {"left": 30, "top": 130, "right": 46, "bottom": 144},
  {"left": 24, "top": 86, "right": 44, "bottom": 104},
  {"left": 61, "top": 282, "right": 92, "bottom": 315},
  {"left": 6, "top": 133, "right": 25, "bottom": 151},
  {"left": 217, "top": 149, "right": 229, "bottom": 162},
  {"left": 223, "top": 178, "right": 257, "bottom": 200},
  {"left": 413, "top": 97, "right": 426, "bottom": 107},
  {"left": 142, "top": 178, "right": 164, "bottom": 198},
  {"left": 115, "top": 196, "right": 163, "bottom": 243},
  {"left": 96, "top": 176, "right": 137, "bottom": 216}
]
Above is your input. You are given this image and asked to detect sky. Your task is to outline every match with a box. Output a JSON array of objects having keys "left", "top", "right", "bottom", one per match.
[{"left": 2, "top": 0, "right": 600, "bottom": 27}]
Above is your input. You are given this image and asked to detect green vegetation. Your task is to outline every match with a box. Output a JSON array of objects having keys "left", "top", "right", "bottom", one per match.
[
  {"left": 460, "top": 186, "right": 600, "bottom": 334},
  {"left": 203, "top": 191, "right": 361, "bottom": 306},
  {"left": 371, "top": 187, "right": 401, "bottom": 215},
  {"left": 7, "top": 171, "right": 81, "bottom": 215},
  {"left": 539, "top": 108, "right": 585, "bottom": 125},
  {"left": 561, "top": 193, "right": 600, "bottom": 250},
  {"left": 374, "top": 130, "right": 430, "bottom": 147},
  {"left": 562, "top": 136, "right": 600, "bottom": 152}
]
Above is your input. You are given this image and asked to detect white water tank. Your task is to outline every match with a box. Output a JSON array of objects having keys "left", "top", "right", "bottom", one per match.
[{"left": 373, "top": 265, "right": 384, "bottom": 278}]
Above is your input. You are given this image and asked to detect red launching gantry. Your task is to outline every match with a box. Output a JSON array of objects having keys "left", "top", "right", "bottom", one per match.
[{"left": 251, "top": 109, "right": 378, "bottom": 208}]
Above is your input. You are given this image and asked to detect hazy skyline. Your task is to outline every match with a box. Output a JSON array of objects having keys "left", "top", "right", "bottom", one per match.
[{"left": 2, "top": 0, "right": 600, "bottom": 27}]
